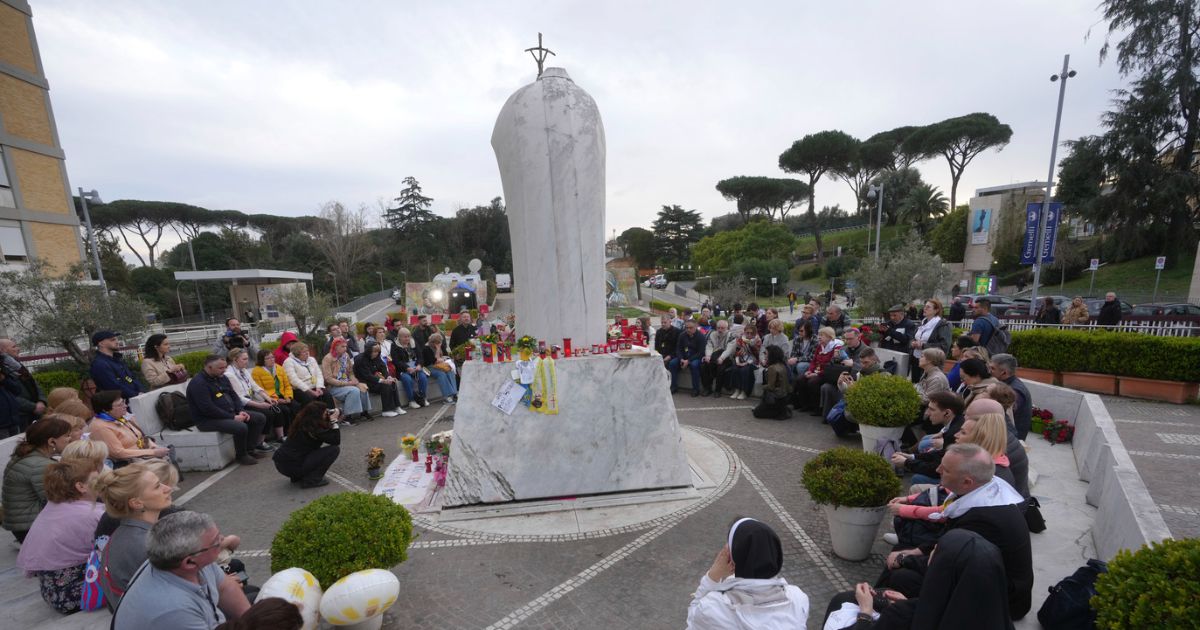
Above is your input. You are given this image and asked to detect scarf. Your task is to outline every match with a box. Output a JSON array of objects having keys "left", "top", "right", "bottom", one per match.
[
  {"left": 728, "top": 518, "right": 783, "bottom": 579},
  {"left": 915, "top": 316, "right": 942, "bottom": 345},
  {"left": 529, "top": 357, "right": 558, "bottom": 415},
  {"left": 933, "top": 476, "right": 1023, "bottom": 521},
  {"left": 95, "top": 412, "right": 146, "bottom": 449},
  {"left": 335, "top": 354, "right": 352, "bottom": 381}
]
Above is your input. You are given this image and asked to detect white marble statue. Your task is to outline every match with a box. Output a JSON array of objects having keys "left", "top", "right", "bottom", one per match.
[{"left": 491, "top": 67, "right": 607, "bottom": 348}]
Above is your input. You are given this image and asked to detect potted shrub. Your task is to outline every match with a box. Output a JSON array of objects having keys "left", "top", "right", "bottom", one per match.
[
  {"left": 1093, "top": 538, "right": 1200, "bottom": 628},
  {"left": 843, "top": 373, "right": 922, "bottom": 452},
  {"left": 271, "top": 492, "right": 414, "bottom": 589},
  {"left": 802, "top": 447, "right": 903, "bottom": 561}
]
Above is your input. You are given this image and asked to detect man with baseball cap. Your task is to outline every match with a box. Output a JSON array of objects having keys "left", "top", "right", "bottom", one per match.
[{"left": 89, "top": 330, "right": 143, "bottom": 400}]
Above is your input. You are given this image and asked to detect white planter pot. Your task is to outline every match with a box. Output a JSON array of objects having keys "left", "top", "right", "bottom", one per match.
[
  {"left": 859, "top": 424, "right": 905, "bottom": 452},
  {"left": 822, "top": 504, "right": 888, "bottom": 561}
]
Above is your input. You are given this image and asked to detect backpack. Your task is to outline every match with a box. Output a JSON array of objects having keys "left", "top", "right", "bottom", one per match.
[
  {"left": 155, "top": 391, "right": 193, "bottom": 431},
  {"left": 1037, "top": 559, "right": 1108, "bottom": 629},
  {"left": 981, "top": 314, "right": 1011, "bottom": 355}
]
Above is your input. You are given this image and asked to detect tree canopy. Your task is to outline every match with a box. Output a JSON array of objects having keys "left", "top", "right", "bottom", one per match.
[
  {"left": 617, "top": 227, "right": 656, "bottom": 268},
  {"left": 384, "top": 176, "right": 436, "bottom": 232},
  {"left": 905, "top": 113, "right": 1012, "bottom": 213},
  {"left": 849, "top": 232, "right": 951, "bottom": 315},
  {"left": 651, "top": 204, "right": 704, "bottom": 265},
  {"left": 778, "top": 129, "right": 860, "bottom": 262},
  {"left": 715, "top": 176, "right": 811, "bottom": 223},
  {"left": 691, "top": 220, "right": 796, "bottom": 271}
]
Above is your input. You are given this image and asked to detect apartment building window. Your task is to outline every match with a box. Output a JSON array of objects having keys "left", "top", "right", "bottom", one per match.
[
  {"left": 0, "top": 147, "right": 15, "bottom": 208},
  {"left": 0, "top": 220, "right": 28, "bottom": 262}
]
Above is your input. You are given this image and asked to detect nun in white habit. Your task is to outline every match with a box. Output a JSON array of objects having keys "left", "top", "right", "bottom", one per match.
[{"left": 686, "top": 517, "right": 810, "bottom": 629}]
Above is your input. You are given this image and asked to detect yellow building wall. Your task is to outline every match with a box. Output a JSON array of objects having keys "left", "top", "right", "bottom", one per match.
[
  {"left": 27, "top": 221, "right": 78, "bottom": 273},
  {"left": 0, "top": 73, "right": 54, "bottom": 146},
  {"left": 0, "top": 3, "right": 37, "bottom": 75},
  {"left": 9, "top": 147, "right": 69, "bottom": 214}
]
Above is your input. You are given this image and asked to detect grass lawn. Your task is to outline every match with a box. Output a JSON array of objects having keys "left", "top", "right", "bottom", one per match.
[
  {"left": 607, "top": 305, "right": 648, "bottom": 318},
  {"left": 1053, "top": 254, "right": 1196, "bottom": 300},
  {"left": 794, "top": 224, "right": 907, "bottom": 257}
]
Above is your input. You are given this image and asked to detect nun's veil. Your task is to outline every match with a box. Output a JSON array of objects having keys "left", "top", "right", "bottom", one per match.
[{"left": 727, "top": 518, "right": 784, "bottom": 579}]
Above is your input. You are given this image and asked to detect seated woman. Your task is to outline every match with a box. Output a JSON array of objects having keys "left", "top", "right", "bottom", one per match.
[
  {"left": 353, "top": 341, "right": 404, "bottom": 417},
  {"left": 273, "top": 331, "right": 300, "bottom": 368},
  {"left": 282, "top": 342, "right": 335, "bottom": 409},
  {"left": 391, "top": 328, "right": 429, "bottom": 409},
  {"left": 825, "top": 530, "right": 1011, "bottom": 630},
  {"left": 719, "top": 324, "right": 761, "bottom": 401},
  {"left": 759, "top": 318, "right": 790, "bottom": 366},
  {"left": 951, "top": 348, "right": 989, "bottom": 396},
  {"left": 46, "top": 386, "right": 82, "bottom": 411},
  {"left": 140, "top": 333, "right": 188, "bottom": 390},
  {"left": 226, "top": 348, "right": 291, "bottom": 445},
  {"left": 321, "top": 338, "right": 373, "bottom": 422},
  {"left": 95, "top": 461, "right": 178, "bottom": 607},
  {"left": 957, "top": 358, "right": 997, "bottom": 406},
  {"left": 915, "top": 348, "right": 950, "bottom": 408},
  {"left": 54, "top": 400, "right": 92, "bottom": 441},
  {"left": 273, "top": 402, "right": 341, "bottom": 489},
  {"left": 955, "top": 411, "right": 1018, "bottom": 490},
  {"left": 421, "top": 332, "right": 459, "bottom": 404},
  {"left": 686, "top": 517, "right": 809, "bottom": 628},
  {"left": 252, "top": 349, "right": 301, "bottom": 436},
  {"left": 2, "top": 416, "right": 74, "bottom": 542},
  {"left": 795, "top": 327, "right": 845, "bottom": 413},
  {"left": 16, "top": 458, "right": 104, "bottom": 613},
  {"left": 752, "top": 345, "right": 792, "bottom": 420},
  {"left": 944, "top": 337, "right": 976, "bottom": 390},
  {"left": 787, "top": 321, "right": 816, "bottom": 381},
  {"left": 87, "top": 390, "right": 169, "bottom": 467}
]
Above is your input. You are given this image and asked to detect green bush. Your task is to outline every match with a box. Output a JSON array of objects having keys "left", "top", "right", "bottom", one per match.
[
  {"left": 1008, "top": 330, "right": 1200, "bottom": 382},
  {"left": 799, "top": 266, "right": 822, "bottom": 280},
  {"left": 270, "top": 492, "right": 414, "bottom": 587},
  {"left": 1093, "top": 538, "right": 1200, "bottom": 628},
  {"left": 33, "top": 370, "right": 86, "bottom": 393},
  {"left": 174, "top": 350, "right": 210, "bottom": 377},
  {"left": 259, "top": 340, "right": 279, "bottom": 353},
  {"left": 801, "top": 447, "right": 902, "bottom": 508},
  {"left": 843, "top": 373, "right": 922, "bottom": 427},
  {"left": 664, "top": 269, "right": 696, "bottom": 282},
  {"left": 651, "top": 298, "right": 688, "bottom": 313}
]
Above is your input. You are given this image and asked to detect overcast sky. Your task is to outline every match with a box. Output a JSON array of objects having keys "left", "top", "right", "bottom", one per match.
[{"left": 38, "top": 0, "right": 1127, "bottom": 249}]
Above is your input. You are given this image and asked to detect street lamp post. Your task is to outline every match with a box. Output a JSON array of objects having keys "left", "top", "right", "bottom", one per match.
[
  {"left": 866, "top": 184, "right": 884, "bottom": 261},
  {"left": 77, "top": 188, "right": 107, "bottom": 297},
  {"left": 327, "top": 271, "right": 340, "bottom": 305},
  {"left": 376, "top": 271, "right": 385, "bottom": 292},
  {"left": 1031, "top": 54, "right": 1076, "bottom": 315},
  {"left": 751, "top": 277, "right": 757, "bottom": 301}
]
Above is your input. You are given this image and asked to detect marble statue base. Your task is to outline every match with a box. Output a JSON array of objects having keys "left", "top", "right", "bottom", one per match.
[{"left": 443, "top": 355, "right": 692, "bottom": 507}]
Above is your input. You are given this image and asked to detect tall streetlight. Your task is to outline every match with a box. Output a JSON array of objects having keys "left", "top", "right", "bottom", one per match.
[
  {"left": 327, "top": 271, "right": 340, "bottom": 305},
  {"left": 750, "top": 277, "right": 758, "bottom": 301},
  {"left": 1030, "top": 54, "right": 1076, "bottom": 315},
  {"left": 77, "top": 188, "right": 107, "bottom": 296},
  {"left": 866, "top": 184, "right": 884, "bottom": 261},
  {"left": 376, "top": 271, "right": 385, "bottom": 292}
]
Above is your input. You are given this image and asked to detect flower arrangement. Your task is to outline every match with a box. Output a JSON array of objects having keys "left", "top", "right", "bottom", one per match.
[
  {"left": 1043, "top": 419, "right": 1074, "bottom": 444},
  {"left": 424, "top": 430, "right": 453, "bottom": 456},
  {"left": 366, "top": 447, "right": 386, "bottom": 479},
  {"left": 399, "top": 434, "right": 418, "bottom": 453},
  {"left": 1031, "top": 407, "right": 1055, "bottom": 434},
  {"left": 515, "top": 335, "right": 538, "bottom": 351},
  {"left": 479, "top": 332, "right": 500, "bottom": 345},
  {"left": 607, "top": 325, "right": 622, "bottom": 340}
]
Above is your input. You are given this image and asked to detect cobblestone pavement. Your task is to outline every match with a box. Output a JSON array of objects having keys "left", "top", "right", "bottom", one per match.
[
  {"left": 174, "top": 395, "right": 884, "bottom": 630},
  {"left": 1101, "top": 396, "right": 1200, "bottom": 540}
]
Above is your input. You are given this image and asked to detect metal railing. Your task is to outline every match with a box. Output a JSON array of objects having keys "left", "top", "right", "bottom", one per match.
[
  {"left": 853, "top": 316, "right": 1199, "bottom": 337},
  {"left": 335, "top": 289, "right": 395, "bottom": 314}
]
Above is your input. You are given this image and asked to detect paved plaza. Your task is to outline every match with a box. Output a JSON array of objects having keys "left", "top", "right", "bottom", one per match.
[{"left": 2, "top": 388, "right": 1198, "bottom": 629}]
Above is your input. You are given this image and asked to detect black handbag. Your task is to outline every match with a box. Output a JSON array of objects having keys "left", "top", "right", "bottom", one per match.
[{"left": 1023, "top": 496, "right": 1047, "bottom": 533}]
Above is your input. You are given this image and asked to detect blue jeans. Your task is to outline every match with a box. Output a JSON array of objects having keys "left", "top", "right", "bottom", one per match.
[
  {"left": 731, "top": 364, "right": 757, "bottom": 395},
  {"left": 668, "top": 357, "right": 702, "bottom": 392},
  {"left": 399, "top": 370, "right": 428, "bottom": 401},
  {"left": 330, "top": 386, "right": 369, "bottom": 415},
  {"left": 429, "top": 369, "right": 458, "bottom": 398},
  {"left": 910, "top": 473, "right": 940, "bottom": 486}
]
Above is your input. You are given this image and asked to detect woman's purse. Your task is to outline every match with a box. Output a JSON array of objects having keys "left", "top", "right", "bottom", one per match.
[{"left": 166, "top": 366, "right": 189, "bottom": 384}]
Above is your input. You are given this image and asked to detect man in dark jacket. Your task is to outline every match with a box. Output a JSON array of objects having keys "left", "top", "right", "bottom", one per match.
[
  {"left": 1097, "top": 292, "right": 1122, "bottom": 326},
  {"left": 89, "top": 330, "right": 143, "bottom": 401},
  {"left": 990, "top": 354, "right": 1033, "bottom": 443},
  {"left": 879, "top": 305, "right": 916, "bottom": 353},
  {"left": 653, "top": 315, "right": 679, "bottom": 368},
  {"left": 879, "top": 443, "right": 1033, "bottom": 621},
  {"left": 0, "top": 337, "right": 44, "bottom": 431},
  {"left": 823, "top": 305, "right": 849, "bottom": 336},
  {"left": 448, "top": 312, "right": 477, "bottom": 349},
  {"left": 892, "top": 391, "right": 966, "bottom": 484},
  {"left": 947, "top": 297, "right": 966, "bottom": 323},
  {"left": 669, "top": 320, "right": 707, "bottom": 397},
  {"left": 187, "top": 355, "right": 268, "bottom": 466}
]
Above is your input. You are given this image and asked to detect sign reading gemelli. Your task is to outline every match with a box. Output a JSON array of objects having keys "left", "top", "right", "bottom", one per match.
[{"left": 1020, "top": 202, "right": 1062, "bottom": 265}]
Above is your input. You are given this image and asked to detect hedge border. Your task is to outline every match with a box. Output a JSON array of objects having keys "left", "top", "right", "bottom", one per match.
[{"left": 1008, "top": 329, "right": 1200, "bottom": 383}]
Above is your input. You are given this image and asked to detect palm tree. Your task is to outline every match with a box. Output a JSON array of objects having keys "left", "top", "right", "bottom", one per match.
[{"left": 900, "top": 184, "right": 948, "bottom": 234}]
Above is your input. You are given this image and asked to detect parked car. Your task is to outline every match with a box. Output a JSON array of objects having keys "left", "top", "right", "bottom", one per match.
[
  {"left": 959, "top": 294, "right": 1015, "bottom": 317},
  {"left": 643, "top": 274, "right": 667, "bottom": 289},
  {"left": 1130, "top": 302, "right": 1200, "bottom": 317},
  {"left": 391, "top": 289, "right": 403, "bottom": 304},
  {"left": 1006, "top": 295, "right": 1071, "bottom": 317}
]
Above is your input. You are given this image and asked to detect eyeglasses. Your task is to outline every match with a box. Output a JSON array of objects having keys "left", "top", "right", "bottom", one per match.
[{"left": 186, "top": 532, "right": 222, "bottom": 558}]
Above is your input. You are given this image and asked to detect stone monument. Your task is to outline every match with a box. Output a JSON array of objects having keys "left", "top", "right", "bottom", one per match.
[
  {"left": 491, "top": 63, "right": 607, "bottom": 349},
  {"left": 442, "top": 41, "right": 691, "bottom": 509}
]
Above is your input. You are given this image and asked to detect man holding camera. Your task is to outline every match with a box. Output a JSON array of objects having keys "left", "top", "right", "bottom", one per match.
[{"left": 214, "top": 318, "right": 257, "bottom": 357}]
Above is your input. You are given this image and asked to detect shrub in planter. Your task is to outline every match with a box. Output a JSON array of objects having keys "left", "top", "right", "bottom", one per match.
[
  {"left": 650, "top": 298, "right": 688, "bottom": 313},
  {"left": 270, "top": 492, "right": 414, "bottom": 587},
  {"left": 801, "top": 447, "right": 902, "bottom": 508},
  {"left": 1008, "top": 330, "right": 1200, "bottom": 382},
  {"left": 843, "top": 373, "right": 922, "bottom": 428},
  {"left": 174, "top": 350, "right": 211, "bottom": 378},
  {"left": 33, "top": 370, "right": 86, "bottom": 393},
  {"left": 1093, "top": 537, "right": 1200, "bottom": 628}
]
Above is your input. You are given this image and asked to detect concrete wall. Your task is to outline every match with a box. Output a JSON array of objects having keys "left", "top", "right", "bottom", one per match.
[{"left": 1025, "top": 381, "right": 1172, "bottom": 560}]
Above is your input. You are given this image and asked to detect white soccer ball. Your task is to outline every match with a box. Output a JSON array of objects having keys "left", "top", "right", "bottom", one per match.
[
  {"left": 258, "top": 567, "right": 323, "bottom": 630},
  {"left": 319, "top": 569, "right": 400, "bottom": 626}
]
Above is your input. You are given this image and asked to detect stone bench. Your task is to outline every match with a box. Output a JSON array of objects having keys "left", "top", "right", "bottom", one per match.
[{"left": 128, "top": 384, "right": 236, "bottom": 471}]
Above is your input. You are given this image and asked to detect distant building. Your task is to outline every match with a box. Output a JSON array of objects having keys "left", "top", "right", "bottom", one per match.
[
  {"left": 961, "top": 181, "right": 1048, "bottom": 290},
  {"left": 0, "top": 0, "right": 84, "bottom": 272}
]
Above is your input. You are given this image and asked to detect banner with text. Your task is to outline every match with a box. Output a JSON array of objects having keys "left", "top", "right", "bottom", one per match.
[{"left": 1020, "top": 202, "right": 1062, "bottom": 265}]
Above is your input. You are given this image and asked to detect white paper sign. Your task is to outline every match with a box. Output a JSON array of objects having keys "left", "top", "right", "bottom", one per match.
[
  {"left": 373, "top": 459, "right": 435, "bottom": 507},
  {"left": 491, "top": 380, "right": 524, "bottom": 415},
  {"left": 1155, "top": 256, "right": 1166, "bottom": 270}
]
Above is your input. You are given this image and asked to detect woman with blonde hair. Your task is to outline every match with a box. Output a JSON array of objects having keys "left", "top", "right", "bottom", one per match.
[
  {"left": 46, "top": 387, "right": 82, "bottom": 411},
  {"left": 916, "top": 348, "right": 950, "bottom": 407},
  {"left": 390, "top": 327, "right": 429, "bottom": 408},
  {"left": 1063, "top": 296, "right": 1090, "bottom": 326},
  {"left": 16, "top": 458, "right": 104, "bottom": 613},
  {"left": 94, "top": 462, "right": 176, "bottom": 606},
  {"left": 955, "top": 412, "right": 1017, "bottom": 489},
  {"left": 61, "top": 439, "right": 109, "bottom": 472},
  {"left": 282, "top": 342, "right": 334, "bottom": 409}
]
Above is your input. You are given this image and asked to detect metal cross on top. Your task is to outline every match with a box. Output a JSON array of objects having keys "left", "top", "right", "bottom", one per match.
[{"left": 524, "top": 32, "right": 556, "bottom": 76}]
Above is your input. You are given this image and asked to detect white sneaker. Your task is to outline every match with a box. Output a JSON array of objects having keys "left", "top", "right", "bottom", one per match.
[
  {"left": 883, "top": 533, "right": 899, "bottom": 546},
  {"left": 381, "top": 410, "right": 399, "bottom": 418},
  {"left": 409, "top": 401, "right": 421, "bottom": 410},
  {"left": 730, "top": 392, "right": 740, "bottom": 399},
  {"left": 445, "top": 396, "right": 457, "bottom": 404},
  {"left": 421, "top": 399, "right": 430, "bottom": 407},
  {"left": 737, "top": 391, "right": 747, "bottom": 400}
]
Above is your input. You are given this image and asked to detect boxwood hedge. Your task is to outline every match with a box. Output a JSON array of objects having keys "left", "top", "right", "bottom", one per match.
[{"left": 1008, "top": 329, "right": 1200, "bottom": 382}]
